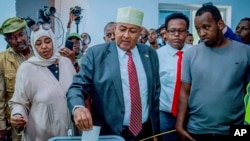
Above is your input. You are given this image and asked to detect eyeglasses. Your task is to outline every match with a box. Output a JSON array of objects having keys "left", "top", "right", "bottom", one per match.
[
  {"left": 140, "top": 34, "right": 148, "bottom": 39},
  {"left": 30, "top": 23, "right": 51, "bottom": 32},
  {"left": 167, "top": 29, "right": 187, "bottom": 35}
]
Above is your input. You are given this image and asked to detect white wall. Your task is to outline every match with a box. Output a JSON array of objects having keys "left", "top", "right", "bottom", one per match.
[
  {"left": 55, "top": 0, "right": 158, "bottom": 47},
  {"left": 0, "top": 0, "right": 16, "bottom": 51}
]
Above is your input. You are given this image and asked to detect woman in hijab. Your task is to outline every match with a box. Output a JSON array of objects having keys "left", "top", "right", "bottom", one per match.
[{"left": 8, "top": 24, "right": 76, "bottom": 141}]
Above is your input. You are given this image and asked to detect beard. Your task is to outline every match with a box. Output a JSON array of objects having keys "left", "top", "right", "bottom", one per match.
[
  {"left": 203, "top": 28, "right": 223, "bottom": 47},
  {"left": 150, "top": 41, "right": 156, "bottom": 45}
]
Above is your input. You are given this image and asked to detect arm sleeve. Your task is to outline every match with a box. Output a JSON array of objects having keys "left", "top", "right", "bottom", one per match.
[
  {"left": 65, "top": 28, "right": 70, "bottom": 39},
  {"left": 223, "top": 26, "right": 243, "bottom": 43},
  {"left": 153, "top": 50, "right": 161, "bottom": 134},
  {"left": 0, "top": 69, "right": 6, "bottom": 130},
  {"left": 182, "top": 49, "right": 192, "bottom": 83},
  {"left": 8, "top": 65, "right": 31, "bottom": 121},
  {"left": 66, "top": 48, "right": 94, "bottom": 114}
]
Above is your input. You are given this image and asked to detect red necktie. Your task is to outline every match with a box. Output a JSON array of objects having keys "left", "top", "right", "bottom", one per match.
[
  {"left": 171, "top": 51, "right": 183, "bottom": 117},
  {"left": 126, "top": 51, "right": 142, "bottom": 136}
]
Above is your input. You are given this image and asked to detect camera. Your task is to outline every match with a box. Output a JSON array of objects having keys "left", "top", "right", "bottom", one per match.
[
  {"left": 70, "top": 6, "right": 82, "bottom": 17},
  {"left": 38, "top": 6, "right": 56, "bottom": 23}
]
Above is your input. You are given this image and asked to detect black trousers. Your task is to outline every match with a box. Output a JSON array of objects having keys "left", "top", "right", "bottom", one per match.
[{"left": 122, "top": 120, "right": 154, "bottom": 141}]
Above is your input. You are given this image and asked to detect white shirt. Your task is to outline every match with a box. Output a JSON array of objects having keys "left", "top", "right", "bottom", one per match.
[
  {"left": 157, "top": 43, "right": 192, "bottom": 113},
  {"left": 117, "top": 46, "right": 148, "bottom": 126}
]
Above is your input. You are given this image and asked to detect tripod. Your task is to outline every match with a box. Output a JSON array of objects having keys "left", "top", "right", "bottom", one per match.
[{"left": 75, "top": 16, "right": 81, "bottom": 33}]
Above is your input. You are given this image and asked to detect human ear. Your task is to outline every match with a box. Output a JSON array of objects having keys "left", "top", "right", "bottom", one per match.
[{"left": 217, "top": 19, "right": 226, "bottom": 31}]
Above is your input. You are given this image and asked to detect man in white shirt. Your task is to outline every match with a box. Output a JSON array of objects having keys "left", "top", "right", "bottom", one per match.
[{"left": 157, "top": 12, "right": 191, "bottom": 141}]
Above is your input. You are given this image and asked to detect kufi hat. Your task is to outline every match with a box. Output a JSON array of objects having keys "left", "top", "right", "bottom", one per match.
[{"left": 116, "top": 7, "right": 144, "bottom": 27}]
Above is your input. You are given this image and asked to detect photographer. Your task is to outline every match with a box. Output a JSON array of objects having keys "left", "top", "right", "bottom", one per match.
[
  {"left": 66, "top": 6, "right": 82, "bottom": 38},
  {"left": 66, "top": 9, "right": 79, "bottom": 38},
  {"left": 60, "top": 33, "right": 81, "bottom": 72}
]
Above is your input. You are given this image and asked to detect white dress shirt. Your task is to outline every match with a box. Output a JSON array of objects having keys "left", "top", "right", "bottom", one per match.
[
  {"left": 117, "top": 46, "right": 148, "bottom": 126},
  {"left": 157, "top": 43, "right": 192, "bottom": 113}
]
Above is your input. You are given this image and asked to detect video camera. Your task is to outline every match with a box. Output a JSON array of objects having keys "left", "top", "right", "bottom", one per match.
[
  {"left": 38, "top": 6, "right": 56, "bottom": 23},
  {"left": 70, "top": 6, "right": 82, "bottom": 17}
]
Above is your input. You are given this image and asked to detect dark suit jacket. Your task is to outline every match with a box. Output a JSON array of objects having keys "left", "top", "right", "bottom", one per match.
[{"left": 67, "top": 41, "right": 160, "bottom": 136}]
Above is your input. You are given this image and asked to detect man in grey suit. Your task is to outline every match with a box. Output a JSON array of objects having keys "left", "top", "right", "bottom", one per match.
[{"left": 67, "top": 6, "right": 160, "bottom": 141}]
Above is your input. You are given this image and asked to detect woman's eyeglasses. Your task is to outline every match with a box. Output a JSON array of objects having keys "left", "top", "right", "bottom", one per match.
[{"left": 30, "top": 23, "right": 51, "bottom": 32}]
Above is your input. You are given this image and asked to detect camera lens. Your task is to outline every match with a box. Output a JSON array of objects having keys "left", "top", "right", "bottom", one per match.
[
  {"left": 37, "top": 6, "right": 57, "bottom": 23},
  {"left": 44, "top": 7, "right": 56, "bottom": 17},
  {"left": 74, "top": 9, "right": 80, "bottom": 15},
  {"left": 72, "top": 6, "right": 81, "bottom": 16}
]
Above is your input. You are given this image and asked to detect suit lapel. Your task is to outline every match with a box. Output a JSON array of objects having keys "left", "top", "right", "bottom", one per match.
[
  {"left": 137, "top": 44, "right": 152, "bottom": 97},
  {"left": 107, "top": 42, "right": 124, "bottom": 106}
]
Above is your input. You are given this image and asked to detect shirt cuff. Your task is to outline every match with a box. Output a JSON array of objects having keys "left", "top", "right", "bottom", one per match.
[{"left": 72, "top": 105, "right": 85, "bottom": 115}]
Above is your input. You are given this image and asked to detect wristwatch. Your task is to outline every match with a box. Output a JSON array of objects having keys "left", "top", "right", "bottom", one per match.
[{"left": 73, "top": 61, "right": 79, "bottom": 67}]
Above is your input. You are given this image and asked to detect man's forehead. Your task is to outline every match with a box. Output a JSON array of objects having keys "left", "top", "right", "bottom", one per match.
[
  {"left": 106, "top": 26, "right": 115, "bottom": 31},
  {"left": 116, "top": 23, "right": 141, "bottom": 29},
  {"left": 108, "top": 24, "right": 115, "bottom": 28},
  {"left": 81, "top": 33, "right": 88, "bottom": 37},
  {"left": 160, "top": 28, "right": 166, "bottom": 33},
  {"left": 239, "top": 20, "right": 250, "bottom": 27},
  {"left": 5, "top": 28, "right": 25, "bottom": 36},
  {"left": 194, "top": 12, "right": 215, "bottom": 25},
  {"left": 195, "top": 12, "right": 213, "bottom": 20}
]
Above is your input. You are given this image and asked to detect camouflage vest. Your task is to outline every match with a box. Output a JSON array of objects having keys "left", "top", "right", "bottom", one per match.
[{"left": 0, "top": 48, "right": 20, "bottom": 119}]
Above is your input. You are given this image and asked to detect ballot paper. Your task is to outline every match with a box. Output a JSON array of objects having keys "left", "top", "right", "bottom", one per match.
[{"left": 81, "top": 126, "right": 101, "bottom": 141}]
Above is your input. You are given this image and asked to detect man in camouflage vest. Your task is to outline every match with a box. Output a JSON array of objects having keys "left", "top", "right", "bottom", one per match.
[{"left": 0, "top": 17, "right": 33, "bottom": 141}]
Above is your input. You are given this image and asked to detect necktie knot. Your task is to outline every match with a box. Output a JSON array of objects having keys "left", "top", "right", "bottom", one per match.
[
  {"left": 126, "top": 51, "right": 132, "bottom": 57},
  {"left": 176, "top": 51, "right": 183, "bottom": 57}
]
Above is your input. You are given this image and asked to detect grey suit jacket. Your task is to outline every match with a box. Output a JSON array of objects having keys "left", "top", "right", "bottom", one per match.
[{"left": 67, "top": 41, "right": 160, "bottom": 136}]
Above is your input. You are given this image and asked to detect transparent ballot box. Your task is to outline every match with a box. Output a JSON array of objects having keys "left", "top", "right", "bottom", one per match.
[{"left": 48, "top": 135, "right": 125, "bottom": 141}]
